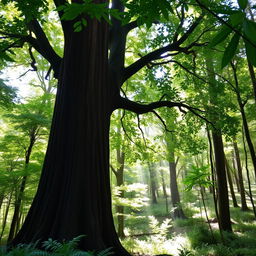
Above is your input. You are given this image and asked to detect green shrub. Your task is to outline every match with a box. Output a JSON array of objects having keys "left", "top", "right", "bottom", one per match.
[
  {"left": 187, "top": 225, "right": 216, "bottom": 248},
  {"left": 174, "top": 218, "right": 202, "bottom": 228},
  {"left": 233, "top": 248, "right": 256, "bottom": 256}
]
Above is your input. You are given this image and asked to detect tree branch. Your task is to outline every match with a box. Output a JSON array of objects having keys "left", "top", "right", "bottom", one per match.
[
  {"left": 195, "top": 0, "right": 256, "bottom": 48},
  {"left": 151, "top": 110, "right": 173, "bottom": 132},
  {"left": 117, "top": 97, "right": 212, "bottom": 126},
  {"left": 173, "top": 5, "right": 185, "bottom": 42},
  {"left": 136, "top": 114, "right": 147, "bottom": 146},
  {"left": 176, "top": 14, "right": 204, "bottom": 45},
  {"left": 110, "top": 164, "right": 118, "bottom": 176},
  {"left": 27, "top": 19, "right": 62, "bottom": 78},
  {"left": 122, "top": 14, "right": 204, "bottom": 82},
  {"left": 123, "top": 21, "right": 138, "bottom": 33},
  {"left": 123, "top": 43, "right": 180, "bottom": 82}
]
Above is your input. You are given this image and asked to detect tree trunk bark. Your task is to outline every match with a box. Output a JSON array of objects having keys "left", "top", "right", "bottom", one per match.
[
  {"left": 0, "top": 191, "right": 13, "bottom": 242},
  {"left": 169, "top": 153, "right": 186, "bottom": 219},
  {"left": 11, "top": 15, "right": 130, "bottom": 255},
  {"left": 231, "top": 63, "right": 256, "bottom": 181},
  {"left": 225, "top": 157, "right": 239, "bottom": 208},
  {"left": 242, "top": 128, "right": 256, "bottom": 218},
  {"left": 114, "top": 150, "right": 125, "bottom": 239},
  {"left": 160, "top": 169, "right": 169, "bottom": 214},
  {"left": 148, "top": 163, "right": 158, "bottom": 204},
  {"left": 206, "top": 52, "right": 232, "bottom": 232},
  {"left": 212, "top": 131, "right": 232, "bottom": 232},
  {"left": 8, "top": 130, "right": 36, "bottom": 243},
  {"left": 232, "top": 155, "right": 241, "bottom": 192},
  {"left": 233, "top": 138, "right": 249, "bottom": 211}
]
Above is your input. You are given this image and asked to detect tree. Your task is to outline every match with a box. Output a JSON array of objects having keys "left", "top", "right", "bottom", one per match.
[
  {"left": 5, "top": 95, "right": 52, "bottom": 242},
  {"left": 0, "top": 0, "right": 212, "bottom": 254}
]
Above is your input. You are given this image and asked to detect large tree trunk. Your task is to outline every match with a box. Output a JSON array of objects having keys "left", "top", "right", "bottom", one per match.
[{"left": 11, "top": 15, "right": 129, "bottom": 255}]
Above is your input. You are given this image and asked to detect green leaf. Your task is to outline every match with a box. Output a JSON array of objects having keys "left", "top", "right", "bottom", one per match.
[
  {"left": 73, "top": 21, "right": 83, "bottom": 32},
  {"left": 61, "top": 3, "right": 82, "bottom": 20},
  {"left": 230, "top": 12, "right": 245, "bottom": 26},
  {"left": 237, "top": 0, "right": 248, "bottom": 10},
  {"left": 244, "top": 39, "right": 256, "bottom": 66},
  {"left": 221, "top": 32, "right": 240, "bottom": 68},
  {"left": 209, "top": 25, "right": 232, "bottom": 47},
  {"left": 243, "top": 19, "right": 256, "bottom": 44},
  {"left": 81, "top": 18, "right": 87, "bottom": 26}
]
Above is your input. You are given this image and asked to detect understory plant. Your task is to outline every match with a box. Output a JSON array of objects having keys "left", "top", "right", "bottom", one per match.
[{"left": 0, "top": 236, "right": 113, "bottom": 256}]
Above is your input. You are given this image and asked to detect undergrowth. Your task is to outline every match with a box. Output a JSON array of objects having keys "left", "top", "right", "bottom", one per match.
[{"left": 0, "top": 236, "right": 113, "bottom": 256}]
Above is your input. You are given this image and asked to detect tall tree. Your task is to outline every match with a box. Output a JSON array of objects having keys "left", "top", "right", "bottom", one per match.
[
  {"left": 205, "top": 53, "right": 232, "bottom": 232},
  {"left": 165, "top": 118, "right": 186, "bottom": 219},
  {"left": 1, "top": 0, "right": 209, "bottom": 254}
]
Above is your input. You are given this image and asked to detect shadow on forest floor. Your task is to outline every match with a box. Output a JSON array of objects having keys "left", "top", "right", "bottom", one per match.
[{"left": 122, "top": 187, "right": 256, "bottom": 256}]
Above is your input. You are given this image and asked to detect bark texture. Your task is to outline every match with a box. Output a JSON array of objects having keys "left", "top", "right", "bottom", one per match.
[
  {"left": 12, "top": 15, "right": 129, "bottom": 255},
  {"left": 233, "top": 139, "right": 248, "bottom": 211},
  {"left": 212, "top": 132, "right": 232, "bottom": 231}
]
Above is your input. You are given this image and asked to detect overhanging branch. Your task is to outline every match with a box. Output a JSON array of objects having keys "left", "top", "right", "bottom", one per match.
[
  {"left": 27, "top": 19, "right": 62, "bottom": 78},
  {"left": 117, "top": 96, "right": 212, "bottom": 126},
  {"left": 122, "top": 14, "right": 204, "bottom": 82}
]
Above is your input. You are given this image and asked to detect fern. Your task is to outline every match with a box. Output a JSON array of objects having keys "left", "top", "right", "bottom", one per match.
[
  {"left": 42, "top": 238, "right": 63, "bottom": 252},
  {"left": 2, "top": 236, "right": 113, "bottom": 256},
  {"left": 96, "top": 247, "right": 114, "bottom": 256}
]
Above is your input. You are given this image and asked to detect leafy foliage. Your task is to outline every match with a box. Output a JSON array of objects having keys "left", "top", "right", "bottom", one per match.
[
  {"left": 183, "top": 165, "right": 212, "bottom": 191},
  {"left": 208, "top": 0, "right": 256, "bottom": 67},
  {"left": 123, "top": 0, "right": 174, "bottom": 27},
  {"left": 0, "top": 78, "right": 17, "bottom": 109},
  {"left": 56, "top": 0, "right": 122, "bottom": 32}
]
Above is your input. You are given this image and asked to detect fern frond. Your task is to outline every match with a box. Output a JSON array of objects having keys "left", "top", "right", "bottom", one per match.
[
  {"left": 42, "top": 238, "right": 62, "bottom": 251},
  {"left": 96, "top": 247, "right": 114, "bottom": 256},
  {"left": 68, "top": 235, "right": 86, "bottom": 249},
  {"left": 30, "top": 250, "right": 50, "bottom": 256},
  {"left": 72, "top": 250, "right": 93, "bottom": 256}
]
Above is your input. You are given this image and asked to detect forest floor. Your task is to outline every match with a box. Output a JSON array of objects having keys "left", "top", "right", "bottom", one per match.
[{"left": 122, "top": 186, "right": 256, "bottom": 256}]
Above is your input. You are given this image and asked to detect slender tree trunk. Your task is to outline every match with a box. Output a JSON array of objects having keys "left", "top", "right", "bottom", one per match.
[
  {"left": 199, "top": 185, "right": 215, "bottom": 241},
  {"left": 0, "top": 194, "right": 5, "bottom": 213},
  {"left": 11, "top": 14, "right": 130, "bottom": 255},
  {"left": 242, "top": 128, "right": 256, "bottom": 218},
  {"left": 212, "top": 132, "right": 232, "bottom": 232},
  {"left": 233, "top": 138, "right": 249, "bottom": 211},
  {"left": 0, "top": 191, "right": 13, "bottom": 242},
  {"left": 225, "top": 157, "right": 239, "bottom": 208},
  {"left": 169, "top": 152, "right": 186, "bottom": 219},
  {"left": 160, "top": 169, "right": 168, "bottom": 198},
  {"left": 206, "top": 53, "right": 232, "bottom": 232},
  {"left": 231, "top": 63, "right": 256, "bottom": 181},
  {"left": 232, "top": 155, "right": 241, "bottom": 192},
  {"left": 160, "top": 169, "right": 169, "bottom": 214},
  {"left": 237, "top": 100, "right": 256, "bottom": 181},
  {"left": 148, "top": 163, "right": 158, "bottom": 204},
  {"left": 207, "top": 128, "right": 224, "bottom": 241},
  {"left": 8, "top": 132, "right": 36, "bottom": 243},
  {"left": 113, "top": 149, "right": 125, "bottom": 239}
]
